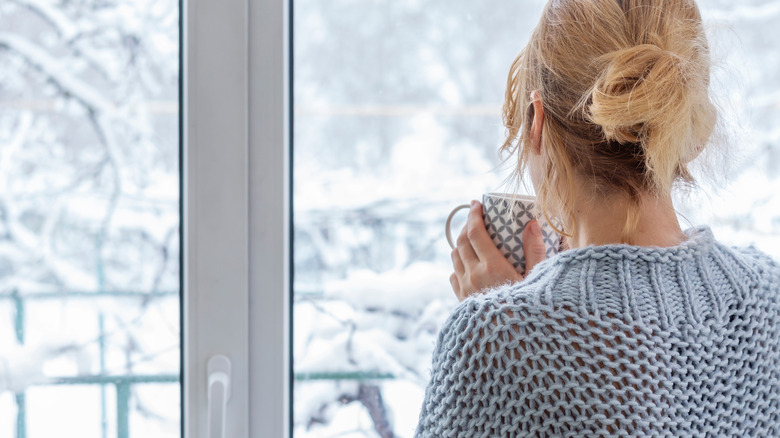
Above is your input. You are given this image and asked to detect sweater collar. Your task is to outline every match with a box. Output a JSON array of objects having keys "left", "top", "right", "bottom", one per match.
[
  {"left": 548, "top": 225, "right": 715, "bottom": 266},
  {"left": 511, "top": 225, "right": 759, "bottom": 330}
]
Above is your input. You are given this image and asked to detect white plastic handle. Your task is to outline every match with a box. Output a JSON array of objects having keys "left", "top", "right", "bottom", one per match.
[{"left": 207, "top": 355, "right": 231, "bottom": 438}]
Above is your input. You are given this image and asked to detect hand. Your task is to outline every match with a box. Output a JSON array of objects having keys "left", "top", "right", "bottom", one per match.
[{"left": 449, "top": 201, "right": 547, "bottom": 302}]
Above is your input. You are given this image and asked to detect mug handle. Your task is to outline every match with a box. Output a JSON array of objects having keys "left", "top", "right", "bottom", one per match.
[{"left": 445, "top": 204, "right": 471, "bottom": 249}]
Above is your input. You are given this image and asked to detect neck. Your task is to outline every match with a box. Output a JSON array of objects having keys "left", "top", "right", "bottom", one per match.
[{"left": 566, "top": 190, "right": 688, "bottom": 249}]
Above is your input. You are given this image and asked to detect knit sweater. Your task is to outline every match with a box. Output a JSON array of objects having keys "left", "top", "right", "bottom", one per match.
[{"left": 415, "top": 226, "right": 780, "bottom": 437}]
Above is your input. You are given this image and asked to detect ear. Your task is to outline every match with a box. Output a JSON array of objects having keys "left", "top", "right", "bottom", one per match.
[{"left": 530, "top": 90, "right": 544, "bottom": 155}]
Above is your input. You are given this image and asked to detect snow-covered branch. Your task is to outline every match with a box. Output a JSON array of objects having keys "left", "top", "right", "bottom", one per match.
[
  {"left": 8, "top": 0, "right": 79, "bottom": 41},
  {"left": 0, "top": 33, "right": 113, "bottom": 114}
]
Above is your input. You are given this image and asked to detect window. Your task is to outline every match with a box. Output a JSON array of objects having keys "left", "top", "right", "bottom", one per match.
[
  {"left": 291, "top": 1, "right": 780, "bottom": 437},
  {"left": 0, "top": 0, "right": 180, "bottom": 437},
  {"left": 3, "top": 0, "right": 778, "bottom": 437}
]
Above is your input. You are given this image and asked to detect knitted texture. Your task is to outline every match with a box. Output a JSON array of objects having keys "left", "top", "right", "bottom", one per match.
[{"left": 415, "top": 226, "right": 780, "bottom": 437}]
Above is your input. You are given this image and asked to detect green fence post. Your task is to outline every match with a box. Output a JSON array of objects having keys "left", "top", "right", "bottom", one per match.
[
  {"left": 14, "top": 393, "right": 25, "bottom": 438},
  {"left": 116, "top": 382, "right": 130, "bottom": 438},
  {"left": 97, "top": 234, "right": 109, "bottom": 438},
  {"left": 99, "top": 314, "right": 107, "bottom": 438},
  {"left": 12, "top": 289, "right": 26, "bottom": 438},
  {"left": 12, "top": 290, "right": 23, "bottom": 344}
]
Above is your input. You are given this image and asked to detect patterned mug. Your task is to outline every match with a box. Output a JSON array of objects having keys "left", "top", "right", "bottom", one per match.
[{"left": 446, "top": 193, "right": 562, "bottom": 273}]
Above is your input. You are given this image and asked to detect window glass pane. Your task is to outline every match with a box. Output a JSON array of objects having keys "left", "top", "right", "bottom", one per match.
[
  {"left": 0, "top": 0, "right": 180, "bottom": 436},
  {"left": 292, "top": 1, "right": 780, "bottom": 437}
]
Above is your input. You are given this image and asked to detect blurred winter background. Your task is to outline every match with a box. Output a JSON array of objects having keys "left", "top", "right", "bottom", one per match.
[
  {"left": 292, "top": 0, "right": 780, "bottom": 437},
  {"left": 1, "top": 0, "right": 778, "bottom": 437},
  {"left": 0, "top": 0, "right": 180, "bottom": 437}
]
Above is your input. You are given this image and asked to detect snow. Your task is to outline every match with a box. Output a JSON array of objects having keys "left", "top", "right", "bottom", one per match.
[
  {"left": 382, "top": 381, "right": 425, "bottom": 436},
  {"left": 19, "top": 0, "right": 80, "bottom": 41},
  {"left": 295, "top": 401, "right": 380, "bottom": 438},
  {"left": 1, "top": 0, "right": 779, "bottom": 436},
  {"left": 0, "top": 392, "right": 16, "bottom": 436},
  {"left": 1, "top": 0, "right": 180, "bottom": 435},
  {"left": 26, "top": 385, "right": 105, "bottom": 437},
  {"left": 294, "top": 380, "right": 360, "bottom": 429},
  {"left": 323, "top": 262, "right": 453, "bottom": 315},
  {"left": 0, "top": 33, "right": 113, "bottom": 113},
  {"left": 291, "top": 0, "right": 780, "bottom": 436},
  {"left": 702, "top": 2, "right": 780, "bottom": 21}
]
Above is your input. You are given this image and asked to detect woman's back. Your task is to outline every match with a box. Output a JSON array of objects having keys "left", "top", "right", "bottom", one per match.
[
  {"left": 417, "top": 226, "right": 780, "bottom": 436},
  {"left": 431, "top": 0, "right": 780, "bottom": 434}
]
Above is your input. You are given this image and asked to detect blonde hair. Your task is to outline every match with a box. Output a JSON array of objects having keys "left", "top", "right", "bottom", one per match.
[{"left": 502, "top": 0, "right": 717, "bottom": 243}]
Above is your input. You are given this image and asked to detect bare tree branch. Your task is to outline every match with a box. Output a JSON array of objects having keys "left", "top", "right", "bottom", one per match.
[{"left": 341, "top": 383, "right": 398, "bottom": 438}]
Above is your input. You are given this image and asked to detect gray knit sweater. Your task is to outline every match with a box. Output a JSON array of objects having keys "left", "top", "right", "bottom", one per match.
[{"left": 415, "top": 226, "right": 780, "bottom": 437}]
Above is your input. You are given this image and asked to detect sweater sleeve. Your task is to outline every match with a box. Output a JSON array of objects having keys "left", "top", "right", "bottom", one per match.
[
  {"left": 414, "top": 291, "right": 670, "bottom": 437},
  {"left": 414, "top": 295, "right": 539, "bottom": 437}
]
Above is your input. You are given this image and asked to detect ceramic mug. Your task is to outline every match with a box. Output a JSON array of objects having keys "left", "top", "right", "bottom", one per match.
[{"left": 446, "top": 193, "right": 562, "bottom": 273}]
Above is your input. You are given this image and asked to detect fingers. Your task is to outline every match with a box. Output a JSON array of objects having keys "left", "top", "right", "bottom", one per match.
[
  {"left": 449, "top": 273, "right": 461, "bottom": 300},
  {"left": 451, "top": 201, "right": 548, "bottom": 301},
  {"left": 465, "top": 201, "right": 499, "bottom": 261},
  {"left": 522, "top": 219, "right": 547, "bottom": 277},
  {"left": 451, "top": 248, "right": 465, "bottom": 277},
  {"left": 456, "top": 223, "right": 479, "bottom": 265}
]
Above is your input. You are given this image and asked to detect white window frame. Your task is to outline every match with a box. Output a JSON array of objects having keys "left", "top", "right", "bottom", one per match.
[{"left": 183, "top": 0, "right": 290, "bottom": 435}]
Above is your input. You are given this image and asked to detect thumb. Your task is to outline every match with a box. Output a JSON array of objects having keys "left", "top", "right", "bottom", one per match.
[{"left": 522, "top": 220, "right": 547, "bottom": 277}]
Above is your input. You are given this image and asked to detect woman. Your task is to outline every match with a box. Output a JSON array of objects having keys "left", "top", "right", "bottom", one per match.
[{"left": 415, "top": 0, "right": 780, "bottom": 436}]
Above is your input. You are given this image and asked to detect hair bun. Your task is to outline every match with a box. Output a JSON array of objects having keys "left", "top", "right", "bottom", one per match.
[
  {"left": 589, "top": 44, "right": 689, "bottom": 142},
  {"left": 587, "top": 43, "right": 710, "bottom": 191}
]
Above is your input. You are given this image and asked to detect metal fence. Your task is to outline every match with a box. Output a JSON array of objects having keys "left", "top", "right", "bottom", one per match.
[
  {"left": 2, "top": 289, "right": 400, "bottom": 438},
  {"left": 2, "top": 290, "right": 179, "bottom": 438}
]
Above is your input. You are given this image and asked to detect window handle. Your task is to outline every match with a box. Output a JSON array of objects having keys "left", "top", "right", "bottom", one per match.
[{"left": 207, "top": 355, "right": 231, "bottom": 438}]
